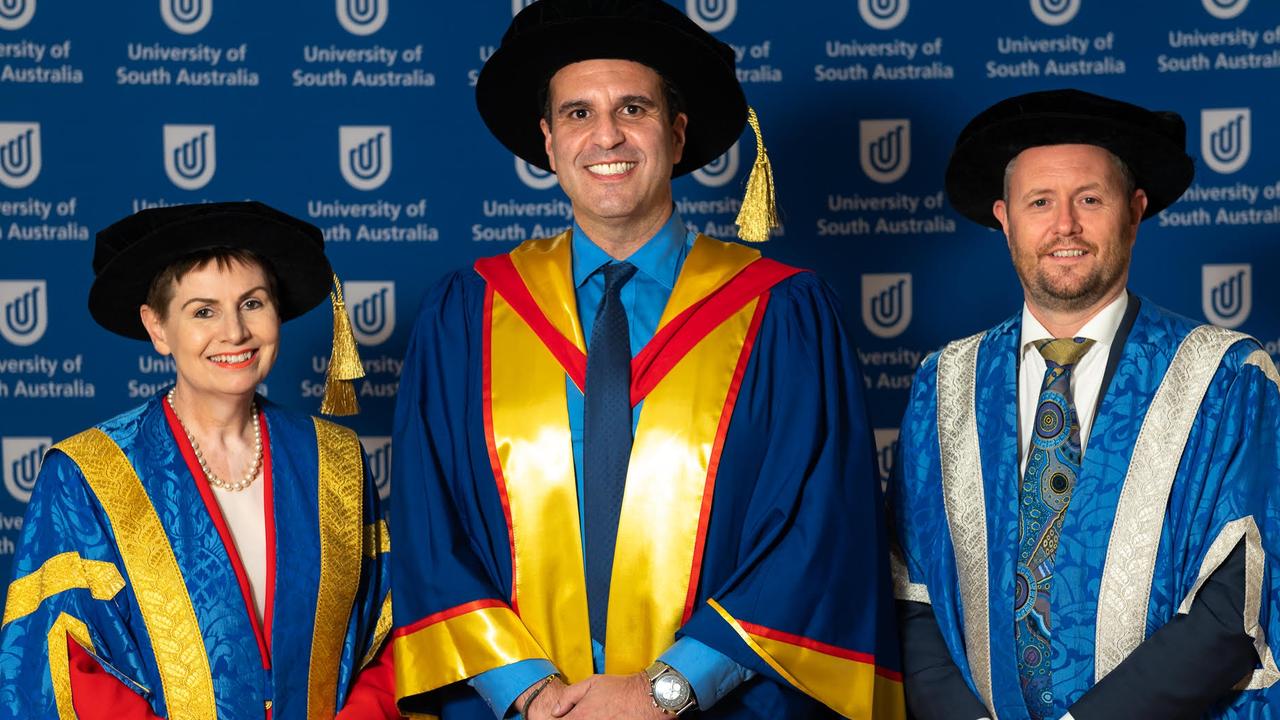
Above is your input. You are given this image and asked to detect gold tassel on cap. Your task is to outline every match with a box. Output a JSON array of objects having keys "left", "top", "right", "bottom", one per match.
[
  {"left": 321, "top": 273, "right": 366, "bottom": 416},
  {"left": 735, "top": 107, "right": 780, "bottom": 243}
]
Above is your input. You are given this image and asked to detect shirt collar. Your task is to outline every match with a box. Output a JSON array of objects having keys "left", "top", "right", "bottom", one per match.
[
  {"left": 1020, "top": 291, "right": 1129, "bottom": 353},
  {"left": 571, "top": 209, "right": 687, "bottom": 290}
]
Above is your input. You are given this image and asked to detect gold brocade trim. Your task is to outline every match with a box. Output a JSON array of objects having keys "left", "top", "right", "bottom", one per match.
[
  {"left": 489, "top": 288, "right": 593, "bottom": 681},
  {"left": 393, "top": 604, "right": 550, "bottom": 699},
  {"left": 55, "top": 429, "right": 216, "bottom": 719},
  {"left": 308, "top": 419, "right": 365, "bottom": 720},
  {"left": 606, "top": 294, "right": 758, "bottom": 673},
  {"left": 1174, "top": 516, "right": 1280, "bottom": 690},
  {"left": 509, "top": 232, "right": 586, "bottom": 354},
  {"left": 3, "top": 551, "right": 125, "bottom": 625},
  {"left": 1094, "top": 325, "right": 1248, "bottom": 682},
  {"left": 364, "top": 519, "right": 391, "bottom": 558},
  {"left": 889, "top": 546, "right": 930, "bottom": 605},
  {"left": 49, "top": 612, "right": 94, "bottom": 720},
  {"left": 654, "top": 236, "right": 759, "bottom": 328},
  {"left": 1245, "top": 348, "right": 1280, "bottom": 391},
  {"left": 359, "top": 592, "right": 393, "bottom": 671},
  {"left": 934, "top": 331, "right": 996, "bottom": 718}
]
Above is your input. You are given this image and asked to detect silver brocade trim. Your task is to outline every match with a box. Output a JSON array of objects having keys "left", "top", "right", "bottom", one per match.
[
  {"left": 1094, "top": 325, "right": 1249, "bottom": 682},
  {"left": 1245, "top": 349, "right": 1280, "bottom": 391},
  {"left": 1175, "top": 516, "right": 1280, "bottom": 690},
  {"left": 890, "top": 545, "right": 931, "bottom": 604},
  {"left": 936, "top": 330, "right": 997, "bottom": 717}
]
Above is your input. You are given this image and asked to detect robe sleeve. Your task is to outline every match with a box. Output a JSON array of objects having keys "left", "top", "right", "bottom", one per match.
[
  {"left": 389, "top": 271, "right": 551, "bottom": 714},
  {"left": 0, "top": 450, "right": 154, "bottom": 719},
  {"left": 675, "top": 274, "right": 905, "bottom": 719}
]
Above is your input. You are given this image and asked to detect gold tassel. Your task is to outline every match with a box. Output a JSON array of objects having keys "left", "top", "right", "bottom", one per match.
[
  {"left": 735, "top": 107, "right": 780, "bottom": 243},
  {"left": 321, "top": 273, "right": 366, "bottom": 416}
]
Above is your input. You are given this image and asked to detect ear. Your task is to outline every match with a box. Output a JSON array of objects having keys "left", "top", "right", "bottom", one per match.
[
  {"left": 670, "top": 112, "right": 688, "bottom": 165},
  {"left": 1128, "top": 188, "right": 1148, "bottom": 239},
  {"left": 540, "top": 118, "right": 556, "bottom": 173},
  {"left": 139, "top": 305, "right": 172, "bottom": 356},
  {"left": 992, "top": 199, "right": 1011, "bottom": 238}
]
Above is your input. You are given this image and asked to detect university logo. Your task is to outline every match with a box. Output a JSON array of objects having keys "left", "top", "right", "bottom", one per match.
[
  {"left": 2, "top": 437, "right": 49, "bottom": 503},
  {"left": 0, "top": 280, "right": 48, "bottom": 346},
  {"left": 512, "top": 0, "right": 537, "bottom": 16},
  {"left": 1201, "top": 108, "right": 1250, "bottom": 175},
  {"left": 515, "top": 157, "right": 558, "bottom": 190},
  {"left": 873, "top": 428, "right": 900, "bottom": 486},
  {"left": 1202, "top": 0, "right": 1248, "bottom": 20},
  {"left": 861, "top": 273, "right": 912, "bottom": 339},
  {"left": 858, "top": 0, "right": 909, "bottom": 31},
  {"left": 686, "top": 0, "right": 736, "bottom": 32},
  {"left": 0, "top": 0, "right": 36, "bottom": 31},
  {"left": 360, "top": 436, "right": 392, "bottom": 500},
  {"left": 859, "top": 119, "right": 910, "bottom": 184},
  {"left": 160, "top": 0, "right": 212, "bottom": 34},
  {"left": 163, "top": 124, "right": 216, "bottom": 190},
  {"left": 1202, "top": 264, "right": 1252, "bottom": 329},
  {"left": 1029, "top": 0, "right": 1080, "bottom": 26},
  {"left": 344, "top": 281, "right": 396, "bottom": 346},
  {"left": 692, "top": 141, "right": 740, "bottom": 188},
  {"left": 339, "top": 126, "right": 392, "bottom": 191},
  {"left": 0, "top": 122, "right": 40, "bottom": 189},
  {"left": 336, "top": 0, "right": 387, "bottom": 36}
]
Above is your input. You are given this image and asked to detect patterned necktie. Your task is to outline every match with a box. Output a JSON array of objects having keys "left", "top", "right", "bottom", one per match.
[
  {"left": 583, "top": 261, "right": 638, "bottom": 642},
  {"left": 1016, "top": 336, "right": 1095, "bottom": 720}
]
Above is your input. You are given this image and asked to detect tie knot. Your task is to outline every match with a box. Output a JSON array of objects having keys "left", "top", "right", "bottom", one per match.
[
  {"left": 601, "top": 261, "right": 638, "bottom": 294},
  {"left": 1036, "top": 337, "right": 1095, "bottom": 367}
]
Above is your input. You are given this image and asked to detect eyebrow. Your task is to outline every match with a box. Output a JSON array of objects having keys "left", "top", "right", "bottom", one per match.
[
  {"left": 180, "top": 285, "right": 269, "bottom": 310},
  {"left": 555, "top": 94, "right": 658, "bottom": 116},
  {"left": 1019, "top": 181, "right": 1108, "bottom": 201}
]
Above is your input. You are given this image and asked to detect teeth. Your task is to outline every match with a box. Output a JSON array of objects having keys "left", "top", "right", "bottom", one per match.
[
  {"left": 587, "top": 162, "right": 635, "bottom": 176},
  {"left": 211, "top": 351, "right": 252, "bottom": 363},
  {"left": 1052, "top": 250, "right": 1085, "bottom": 257}
]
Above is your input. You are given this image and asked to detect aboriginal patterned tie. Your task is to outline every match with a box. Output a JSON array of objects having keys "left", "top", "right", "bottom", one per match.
[
  {"left": 583, "top": 261, "right": 638, "bottom": 643},
  {"left": 1016, "top": 336, "right": 1095, "bottom": 720}
]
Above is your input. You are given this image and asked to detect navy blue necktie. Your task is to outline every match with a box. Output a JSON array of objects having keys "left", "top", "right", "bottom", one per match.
[{"left": 583, "top": 261, "right": 637, "bottom": 642}]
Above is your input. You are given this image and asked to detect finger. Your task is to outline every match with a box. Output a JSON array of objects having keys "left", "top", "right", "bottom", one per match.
[{"left": 551, "top": 680, "right": 593, "bottom": 716}]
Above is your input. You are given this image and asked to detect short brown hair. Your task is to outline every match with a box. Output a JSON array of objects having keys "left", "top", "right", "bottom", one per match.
[{"left": 145, "top": 247, "right": 279, "bottom": 321}]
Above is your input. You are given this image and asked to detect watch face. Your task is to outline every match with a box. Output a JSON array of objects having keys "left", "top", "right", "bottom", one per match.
[{"left": 654, "top": 674, "right": 691, "bottom": 709}]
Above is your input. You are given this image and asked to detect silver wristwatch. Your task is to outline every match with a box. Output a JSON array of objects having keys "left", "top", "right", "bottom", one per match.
[{"left": 644, "top": 661, "right": 697, "bottom": 716}]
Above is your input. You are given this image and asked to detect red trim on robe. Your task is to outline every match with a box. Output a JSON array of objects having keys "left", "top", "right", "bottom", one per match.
[
  {"left": 336, "top": 640, "right": 400, "bottom": 719},
  {"left": 392, "top": 599, "right": 509, "bottom": 639},
  {"left": 163, "top": 399, "right": 273, "bottom": 668},
  {"left": 681, "top": 293, "right": 772, "bottom": 623},
  {"left": 736, "top": 618, "right": 904, "bottom": 682},
  {"left": 68, "top": 635, "right": 160, "bottom": 720}
]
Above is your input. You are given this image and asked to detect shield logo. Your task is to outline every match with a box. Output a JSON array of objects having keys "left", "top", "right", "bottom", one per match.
[
  {"left": 685, "top": 0, "right": 736, "bottom": 32},
  {"left": 1202, "top": 264, "right": 1252, "bottom": 329},
  {"left": 873, "top": 428, "right": 900, "bottom": 487},
  {"left": 0, "top": 122, "right": 41, "bottom": 190},
  {"left": 336, "top": 0, "right": 387, "bottom": 36},
  {"left": 163, "top": 124, "right": 216, "bottom": 190},
  {"left": 3, "top": 436, "right": 50, "bottom": 503},
  {"left": 862, "top": 273, "right": 912, "bottom": 339},
  {"left": 360, "top": 436, "right": 393, "bottom": 500},
  {"left": 160, "top": 0, "right": 212, "bottom": 34},
  {"left": 0, "top": 0, "right": 36, "bottom": 31},
  {"left": 345, "top": 281, "right": 396, "bottom": 346},
  {"left": 1201, "top": 108, "right": 1251, "bottom": 175},
  {"left": 511, "top": 0, "right": 537, "bottom": 15},
  {"left": 692, "top": 141, "right": 740, "bottom": 188},
  {"left": 515, "top": 157, "right": 558, "bottom": 190},
  {"left": 860, "top": 119, "right": 910, "bottom": 184},
  {"left": 1029, "top": 0, "right": 1080, "bottom": 25},
  {"left": 0, "top": 280, "right": 48, "bottom": 346},
  {"left": 858, "top": 0, "right": 909, "bottom": 30},
  {"left": 340, "top": 126, "right": 392, "bottom": 191},
  {"left": 1202, "top": 0, "right": 1249, "bottom": 19}
]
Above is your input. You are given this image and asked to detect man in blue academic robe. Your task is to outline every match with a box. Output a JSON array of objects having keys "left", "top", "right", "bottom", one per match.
[
  {"left": 388, "top": 1, "right": 902, "bottom": 718},
  {"left": 891, "top": 89, "right": 1280, "bottom": 720}
]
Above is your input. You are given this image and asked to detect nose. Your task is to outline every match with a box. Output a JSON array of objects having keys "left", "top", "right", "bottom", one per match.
[
  {"left": 224, "top": 310, "right": 251, "bottom": 344},
  {"left": 591, "top": 112, "right": 625, "bottom": 149},
  {"left": 1053, "top": 201, "right": 1082, "bottom": 236}
]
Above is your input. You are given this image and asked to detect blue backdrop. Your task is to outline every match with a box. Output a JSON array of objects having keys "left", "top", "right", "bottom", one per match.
[{"left": 1, "top": 0, "right": 1278, "bottom": 600}]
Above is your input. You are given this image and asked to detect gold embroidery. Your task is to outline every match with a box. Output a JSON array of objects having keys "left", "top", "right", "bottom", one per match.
[
  {"left": 3, "top": 552, "right": 125, "bottom": 625},
  {"left": 935, "top": 331, "right": 997, "bottom": 718},
  {"left": 359, "top": 592, "right": 393, "bottom": 670},
  {"left": 889, "top": 546, "right": 930, "bottom": 604},
  {"left": 307, "top": 419, "right": 365, "bottom": 720},
  {"left": 1094, "top": 325, "right": 1248, "bottom": 681},
  {"left": 364, "top": 520, "right": 391, "bottom": 558},
  {"left": 56, "top": 429, "right": 217, "bottom": 719},
  {"left": 48, "top": 612, "right": 94, "bottom": 720}
]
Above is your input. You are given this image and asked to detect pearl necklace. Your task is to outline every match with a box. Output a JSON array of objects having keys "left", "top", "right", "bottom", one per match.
[{"left": 167, "top": 388, "right": 262, "bottom": 492}]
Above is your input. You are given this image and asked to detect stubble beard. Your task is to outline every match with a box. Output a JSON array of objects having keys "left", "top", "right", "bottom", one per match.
[{"left": 1012, "top": 234, "right": 1130, "bottom": 314}]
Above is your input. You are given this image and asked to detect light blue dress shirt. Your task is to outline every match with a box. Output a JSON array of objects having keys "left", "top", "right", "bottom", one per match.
[{"left": 468, "top": 212, "right": 754, "bottom": 718}]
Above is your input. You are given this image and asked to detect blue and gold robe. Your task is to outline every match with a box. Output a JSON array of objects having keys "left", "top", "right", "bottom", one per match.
[
  {"left": 0, "top": 396, "right": 392, "bottom": 719},
  {"left": 892, "top": 298, "right": 1280, "bottom": 719},
  {"left": 389, "top": 233, "right": 903, "bottom": 719}
]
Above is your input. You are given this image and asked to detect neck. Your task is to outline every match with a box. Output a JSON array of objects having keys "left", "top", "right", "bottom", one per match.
[
  {"left": 1026, "top": 286, "right": 1126, "bottom": 338},
  {"left": 574, "top": 203, "right": 673, "bottom": 261},
  {"left": 169, "top": 382, "right": 256, "bottom": 445}
]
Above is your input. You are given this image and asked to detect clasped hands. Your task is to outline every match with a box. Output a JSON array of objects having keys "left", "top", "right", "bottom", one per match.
[{"left": 518, "top": 673, "right": 669, "bottom": 720}]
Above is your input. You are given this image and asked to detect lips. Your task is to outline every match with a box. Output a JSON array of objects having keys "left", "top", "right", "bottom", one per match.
[
  {"left": 209, "top": 349, "right": 257, "bottom": 369},
  {"left": 584, "top": 161, "right": 636, "bottom": 176}
]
